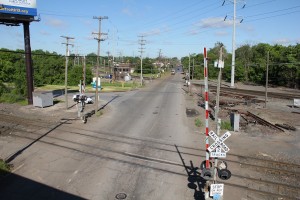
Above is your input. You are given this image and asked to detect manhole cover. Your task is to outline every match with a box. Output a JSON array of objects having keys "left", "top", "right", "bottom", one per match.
[{"left": 115, "top": 193, "right": 127, "bottom": 199}]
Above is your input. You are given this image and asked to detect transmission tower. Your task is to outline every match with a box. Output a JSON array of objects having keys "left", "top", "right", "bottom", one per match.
[{"left": 223, "top": 0, "right": 246, "bottom": 88}]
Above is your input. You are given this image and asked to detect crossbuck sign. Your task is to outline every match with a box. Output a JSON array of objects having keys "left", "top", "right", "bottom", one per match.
[{"left": 208, "top": 131, "right": 231, "bottom": 157}]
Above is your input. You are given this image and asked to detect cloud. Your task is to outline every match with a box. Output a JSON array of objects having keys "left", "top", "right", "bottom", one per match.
[
  {"left": 45, "top": 18, "right": 66, "bottom": 28},
  {"left": 40, "top": 30, "right": 50, "bottom": 36},
  {"left": 273, "top": 38, "right": 292, "bottom": 45},
  {"left": 215, "top": 31, "right": 228, "bottom": 36},
  {"left": 80, "top": 19, "right": 93, "bottom": 26},
  {"left": 187, "top": 17, "right": 232, "bottom": 36},
  {"left": 195, "top": 17, "right": 232, "bottom": 29},
  {"left": 187, "top": 29, "right": 199, "bottom": 35},
  {"left": 122, "top": 7, "right": 132, "bottom": 16},
  {"left": 142, "top": 26, "right": 170, "bottom": 36},
  {"left": 241, "top": 25, "right": 254, "bottom": 32},
  {"left": 143, "top": 28, "right": 161, "bottom": 36},
  {"left": 84, "top": 35, "right": 95, "bottom": 41}
]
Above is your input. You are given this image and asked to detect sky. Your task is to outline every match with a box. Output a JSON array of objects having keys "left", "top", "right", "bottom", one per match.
[{"left": 0, "top": 0, "right": 300, "bottom": 59}]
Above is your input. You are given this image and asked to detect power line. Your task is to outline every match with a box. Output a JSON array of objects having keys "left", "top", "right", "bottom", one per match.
[{"left": 244, "top": 5, "right": 300, "bottom": 18}]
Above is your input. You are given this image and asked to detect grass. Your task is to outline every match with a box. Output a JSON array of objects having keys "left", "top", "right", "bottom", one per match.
[
  {"left": 0, "top": 81, "right": 138, "bottom": 104},
  {"left": 0, "top": 159, "right": 10, "bottom": 177},
  {"left": 0, "top": 93, "right": 25, "bottom": 104},
  {"left": 131, "top": 72, "right": 159, "bottom": 78},
  {"left": 195, "top": 118, "right": 203, "bottom": 127},
  {"left": 96, "top": 111, "right": 103, "bottom": 117},
  {"left": 221, "top": 121, "right": 232, "bottom": 131},
  {"left": 37, "top": 82, "right": 139, "bottom": 93}
]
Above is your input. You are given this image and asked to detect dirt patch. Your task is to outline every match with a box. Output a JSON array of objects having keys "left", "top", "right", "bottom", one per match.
[
  {"left": 189, "top": 82, "right": 300, "bottom": 163},
  {"left": 186, "top": 108, "right": 200, "bottom": 117}
]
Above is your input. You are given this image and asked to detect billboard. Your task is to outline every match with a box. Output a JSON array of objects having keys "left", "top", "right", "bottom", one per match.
[{"left": 0, "top": 0, "right": 37, "bottom": 16}]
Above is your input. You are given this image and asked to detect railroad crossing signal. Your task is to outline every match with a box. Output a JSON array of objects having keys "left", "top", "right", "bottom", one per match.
[
  {"left": 208, "top": 131, "right": 231, "bottom": 156},
  {"left": 211, "top": 147, "right": 226, "bottom": 158}
]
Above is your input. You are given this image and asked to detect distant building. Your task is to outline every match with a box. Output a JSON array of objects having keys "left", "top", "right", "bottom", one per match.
[{"left": 114, "top": 63, "right": 135, "bottom": 80}]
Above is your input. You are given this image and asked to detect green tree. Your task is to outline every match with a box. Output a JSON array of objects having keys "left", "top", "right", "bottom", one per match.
[{"left": 236, "top": 44, "right": 253, "bottom": 82}]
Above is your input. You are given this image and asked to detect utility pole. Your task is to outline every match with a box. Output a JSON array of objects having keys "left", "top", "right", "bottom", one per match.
[
  {"left": 92, "top": 16, "right": 108, "bottom": 112},
  {"left": 138, "top": 35, "right": 146, "bottom": 86},
  {"left": 215, "top": 46, "right": 224, "bottom": 123},
  {"left": 214, "top": 46, "right": 224, "bottom": 187},
  {"left": 106, "top": 51, "right": 110, "bottom": 75},
  {"left": 188, "top": 54, "right": 191, "bottom": 93},
  {"left": 82, "top": 55, "right": 86, "bottom": 94},
  {"left": 61, "top": 35, "right": 74, "bottom": 109},
  {"left": 192, "top": 58, "right": 195, "bottom": 80},
  {"left": 265, "top": 51, "right": 270, "bottom": 108},
  {"left": 74, "top": 45, "right": 80, "bottom": 66},
  {"left": 159, "top": 49, "right": 162, "bottom": 76}
]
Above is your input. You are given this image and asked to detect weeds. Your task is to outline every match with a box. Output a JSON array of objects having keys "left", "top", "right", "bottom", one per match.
[
  {"left": 0, "top": 93, "right": 25, "bottom": 103},
  {"left": 96, "top": 111, "right": 103, "bottom": 117},
  {"left": 221, "top": 121, "right": 232, "bottom": 131},
  {"left": 0, "top": 159, "right": 10, "bottom": 177},
  {"left": 195, "top": 118, "right": 202, "bottom": 127}
]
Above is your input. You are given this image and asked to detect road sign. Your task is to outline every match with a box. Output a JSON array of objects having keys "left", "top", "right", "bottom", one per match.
[
  {"left": 210, "top": 183, "right": 224, "bottom": 196},
  {"left": 210, "top": 147, "right": 226, "bottom": 158},
  {"left": 208, "top": 131, "right": 231, "bottom": 153}
]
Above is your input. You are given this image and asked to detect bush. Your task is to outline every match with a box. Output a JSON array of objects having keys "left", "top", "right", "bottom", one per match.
[
  {"left": 0, "top": 92, "right": 25, "bottom": 103},
  {"left": 0, "top": 82, "right": 9, "bottom": 96},
  {"left": 221, "top": 121, "right": 232, "bottom": 131}
]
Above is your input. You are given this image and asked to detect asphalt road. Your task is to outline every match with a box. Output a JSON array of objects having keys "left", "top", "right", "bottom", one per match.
[{"left": 1, "top": 73, "right": 205, "bottom": 200}]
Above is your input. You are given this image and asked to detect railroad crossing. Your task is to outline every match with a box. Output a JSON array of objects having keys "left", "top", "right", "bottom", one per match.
[{"left": 208, "top": 130, "right": 231, "bottom": 156}]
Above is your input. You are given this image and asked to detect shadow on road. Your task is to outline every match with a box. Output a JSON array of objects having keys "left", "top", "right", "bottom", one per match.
[
  {"left": 0, "top": 169, "right": 86, "bottom": 200},
  {"left": 175, "top": 145, "right": 206, "bottom": 200},
  {"left": 97, "top": 95, "right": 120, "bottom": 112},
  {"left": 5, "top": 121, "right": 69, "bottom": 164}
]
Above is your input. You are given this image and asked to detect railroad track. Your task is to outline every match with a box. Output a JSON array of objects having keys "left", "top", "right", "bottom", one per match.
[
  {"left": 1, "top": 113, "right": 299, "bottom": 199},
  {"left": 193, "top": 82, "right": 300, "bottom": 100}
]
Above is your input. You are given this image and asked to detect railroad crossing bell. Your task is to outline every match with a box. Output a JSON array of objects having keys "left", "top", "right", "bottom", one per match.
[
  {"left": 200, "top": 160, "right": 213, "bottom": 180},
  {"left": 202, "top": 168, "right": 212, "bottom": 180},
  {"left": 217, "top": 161, "right": 231, "bottom": 180},
  {"left": 218, "top": 169, "right": 231, "bottom": 180}
]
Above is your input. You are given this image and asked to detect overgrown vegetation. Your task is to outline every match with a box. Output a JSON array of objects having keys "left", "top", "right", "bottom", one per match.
[
  {"left": 181, "top": 42, "right": 300, "bottom": 89},
  {"left": 0, "top": 81, "right": 26, "bottom": 103},
  {"left": 0, "top": 49, "right": 173, "bottom": 103},
  {"left": 1, "top": 43, "right": 299, "bottom": 104},
  {"left": 221, "top": 121, "right": 232, "bottom": 131},
  {"left": 0, "top": 159, "right": 10, "bottom": 177}
]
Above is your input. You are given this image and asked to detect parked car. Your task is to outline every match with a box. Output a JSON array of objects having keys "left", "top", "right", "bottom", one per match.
[{"left": 171, "top": 69, "right": 175, "bottom": 75}]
